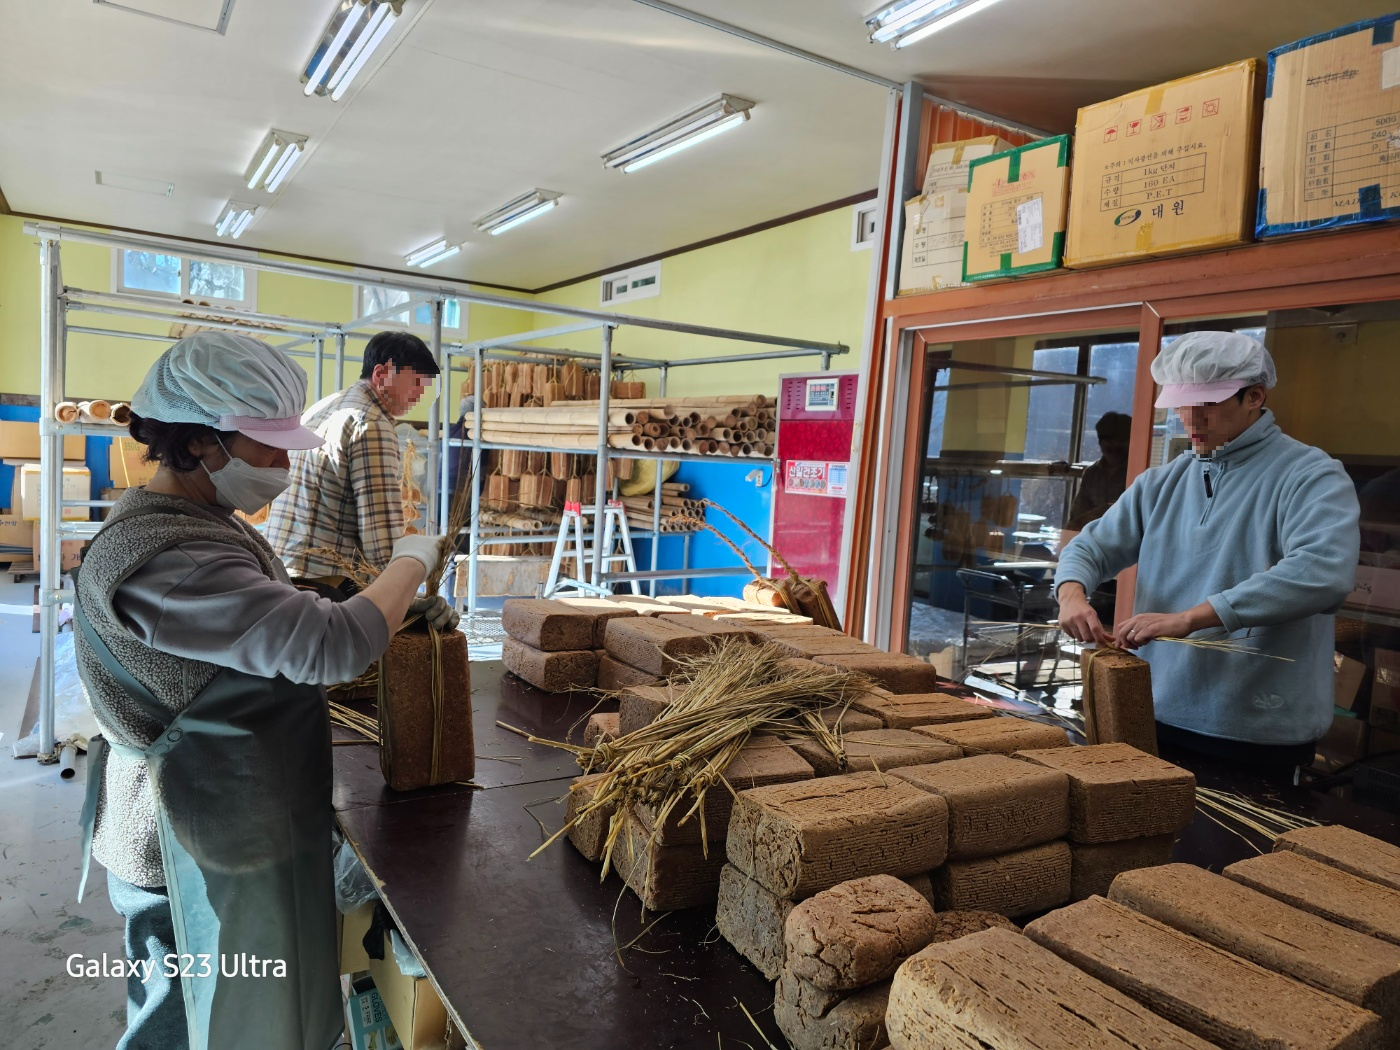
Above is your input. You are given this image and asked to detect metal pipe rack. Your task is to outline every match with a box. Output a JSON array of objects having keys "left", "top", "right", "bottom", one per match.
[{"left": 25, "top": 220, "right": 847, "bottom": 766}]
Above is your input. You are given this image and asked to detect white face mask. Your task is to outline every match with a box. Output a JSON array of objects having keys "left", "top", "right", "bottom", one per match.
[{"left": 202, "top": 435, "right": 291, "bottom": 513}]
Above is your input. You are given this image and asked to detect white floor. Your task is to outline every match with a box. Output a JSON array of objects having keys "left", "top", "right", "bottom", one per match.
[{"left": 0, "top": 577, "right": 125, "bottom": 1049}]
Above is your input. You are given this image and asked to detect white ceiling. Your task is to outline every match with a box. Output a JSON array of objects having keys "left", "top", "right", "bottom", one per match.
[{"left": 1, "top": 0, "right": 1395, "bottom": 291}]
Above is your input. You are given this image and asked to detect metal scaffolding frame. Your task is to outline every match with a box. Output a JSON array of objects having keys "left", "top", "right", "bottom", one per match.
[{"left": 24, "top": 221, "right": 848, "bottom": 765}]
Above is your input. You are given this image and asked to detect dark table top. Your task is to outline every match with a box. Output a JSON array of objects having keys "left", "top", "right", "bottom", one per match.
[{"left": 334, "top": 662, "right": 1400, "bottom": 1050}]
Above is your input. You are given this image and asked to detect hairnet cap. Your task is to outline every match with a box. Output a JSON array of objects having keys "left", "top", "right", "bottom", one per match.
[
  {"left": 130, "top": 331, "right": 323, "bottom": 450},
  {"left": 1151, "top": 331, "right": 1277, "bottom": 409}
]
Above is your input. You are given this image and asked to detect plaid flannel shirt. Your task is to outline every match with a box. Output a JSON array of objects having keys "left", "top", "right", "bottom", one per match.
[{"left": 266, "top": 379, "right": 404, "bottom": 577}]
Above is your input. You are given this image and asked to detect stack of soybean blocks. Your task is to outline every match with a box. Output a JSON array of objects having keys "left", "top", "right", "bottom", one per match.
[
  {"left": 773, "top": 874, "right": 1017, "bottom": 1050},
  {"left": 499, "top": 594, "right": 779, "bottom": 692},
  {"left": 887, "top": 824, "right": 1400, "bottom": 1049}
]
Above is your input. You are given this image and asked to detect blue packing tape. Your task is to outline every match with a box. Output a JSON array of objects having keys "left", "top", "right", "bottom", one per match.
[{"left": 1266, "top": 12, "right": 1400, "bottom": 98}]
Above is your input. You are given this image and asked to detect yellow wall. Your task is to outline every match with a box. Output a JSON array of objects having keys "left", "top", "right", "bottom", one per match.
[
  {"left": 0, "top": 203, "right": 872, "bottom": 410},
  {"left": 529, "top": 205, "right": 873, "bottom": 398},
  {"left": 1268, "top": 319, "right": 1400, "bottom": 458}
]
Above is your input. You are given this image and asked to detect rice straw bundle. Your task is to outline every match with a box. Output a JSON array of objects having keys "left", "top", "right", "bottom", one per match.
[
  {"left": 330, "top": 700, "right": 380, "bottom": 744},
  {"left": 525, "top": 640, "right": 871, "bottom": 872},
  {"left": 1194, "top": 786, "right": 1321, "bottom": 854}
]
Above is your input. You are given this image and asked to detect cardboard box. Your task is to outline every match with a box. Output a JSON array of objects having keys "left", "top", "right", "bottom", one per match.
[
  {"left": 341, "top": 902, "right": 375, "bottom": 976},
  {"left": 345, "top": 977, "right": 404, "bottom": 1050},
  {"left": 1335, "top": 651, "right": 1369, "bottom": 711},
  {"left": 368, "top": 939, "right": 448, "bottom": 1050},
  {"left": 1348, "top": 563, "right": 1400, "bottom": 613},
  {"left": 1372, "top": 649, "right": 1400, "bottom": 728},
  {"left": 11, "top": 464, "right": 91, "bottom": 520},
  {"left": 0, "top": 420, "right": 84, "bottom": 461},
  {"left": 1065, "top": 60, "right": 1261, "bottom": 268},
  {"left": 112, "top": 438, "right": 158, "bottom": 488},
  {"left": 31, "top": 534, "right": 84, "bottom": 574},
  {"left": 1316, "top": 710, "right": 1368, "bottom": 767},
  {"left": 0, "top": 514, "right": 34, "bottom": 556},
  {"left": 898, "top": 136, "right": 1016, "bottom": 295},
  {"left": 1258, "top": 13, "right": 1400, "bottom": 238},
  {"left": 963, "top": 135, "right": 1072, "bottom": 281}
]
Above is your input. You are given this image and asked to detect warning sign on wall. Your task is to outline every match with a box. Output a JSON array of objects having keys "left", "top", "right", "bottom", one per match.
[{"left": 785, "top": 460, "right": 849, "bottom": 498}]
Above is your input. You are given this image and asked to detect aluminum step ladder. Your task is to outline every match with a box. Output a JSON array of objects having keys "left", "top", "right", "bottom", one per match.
[{"left": 543, "top": 500, "right": 640, "bottom": 597}]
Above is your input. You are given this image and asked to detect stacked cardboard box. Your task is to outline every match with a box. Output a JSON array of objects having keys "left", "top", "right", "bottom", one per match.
[
  {"left": 1258, "top": 13, "right": 1400, "bottom": 239},
  {"left": 963, "top": 135, "right": 1072, "bottom": 281},
  {"left": 1065, "top": 60, "right": 1261, "bottom": 268},
  {"left": 897, "top": 136, "right": 1016, "bottom": 295}
]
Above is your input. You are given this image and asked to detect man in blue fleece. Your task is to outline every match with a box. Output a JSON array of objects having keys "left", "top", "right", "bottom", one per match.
[{"left": 1056, "top": 331, "right": 1359, "bottom": 776}]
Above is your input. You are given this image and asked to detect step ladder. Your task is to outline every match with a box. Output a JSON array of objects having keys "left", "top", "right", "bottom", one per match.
[{"left": 543, "top": 500, "right": 640, "bottom": 597}]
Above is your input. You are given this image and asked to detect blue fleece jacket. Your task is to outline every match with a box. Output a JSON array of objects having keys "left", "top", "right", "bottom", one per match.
[{"left": 1055, "top": 411, "right": 1359, "bottom": 745}]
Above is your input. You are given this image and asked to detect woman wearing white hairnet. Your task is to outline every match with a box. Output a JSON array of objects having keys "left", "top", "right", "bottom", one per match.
[{"left": 73, "top": 332, "right": 448, "bottom": 1050}]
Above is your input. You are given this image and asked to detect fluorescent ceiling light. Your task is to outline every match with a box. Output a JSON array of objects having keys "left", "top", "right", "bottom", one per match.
[
  {"left": 244, "top": 130, "right": 308, "bottom": 192},
  {"left": 302, "top": 0, "right": 401, "bottom": 100},
  {"left": 405, "top": 238, "right": 461, "bottom": 267},
  {"left": 602, "top": 95, "right": 754, "bottom": 174},
  {"left": 865, "top": 0, "right": 1008, "bottom": 48},
  {"left": 474, "top": 190, "right": 562, "bottom": 236},
  {"left": 215, "top": 201, "right": 258, "bottom": 239}
]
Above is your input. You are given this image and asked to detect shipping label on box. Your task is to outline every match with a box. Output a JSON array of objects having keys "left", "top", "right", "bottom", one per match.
[
  {"left": 899, "top": 136, "right": 1016, "bottom": 295},
  {"left": 1066, "top": 60, "right": 1260, "bottom": 268},
  {"left": 963, "top": 136, "right": 1071, "bottom": 281},
  {"left": 1259, "top": 13, "right": 1400, "bottom": 237},
  {"left": 11, "top": 464, "right": 91, "bottom": 520},
  {"left": 1347, "top": 563, "right": 1400, "bottom": 613}
]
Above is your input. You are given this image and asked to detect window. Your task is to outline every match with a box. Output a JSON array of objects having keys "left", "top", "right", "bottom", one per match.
[
  {"left": 600, "top": 262, "right": 661, "bottom": 307},
  {"left": 112, "top": 249, "right": 255, "bottom": 305},
  {"left": 355, "top": 285, "right": 461, "bottom": 331},
  {"left": 852, "top": 203, "right": 879, "bottom": 251}
]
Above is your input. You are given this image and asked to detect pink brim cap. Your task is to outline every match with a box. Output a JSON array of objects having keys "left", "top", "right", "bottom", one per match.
[
  {"left": 218, "top": 413, "right": 324, "bottom": 451},
  {"left": 1154, "top": 380, "right": 1247, "bottom": 409}
]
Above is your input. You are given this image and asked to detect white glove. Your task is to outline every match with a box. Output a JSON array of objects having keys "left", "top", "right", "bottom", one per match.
[
  {"left": 410, "top": 595, "right": 460, "bottom": 632},
  {"left": 390, "top": 534, "right": 445, "bottom": 578}
]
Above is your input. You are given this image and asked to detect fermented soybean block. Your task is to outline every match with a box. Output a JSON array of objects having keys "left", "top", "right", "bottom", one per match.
[
  {"left": 886, "top": 927, "right": 1217, "bottom": 1050},
  {"left": 785, "top": 875, "right": 938, "bottom": 991},
  {"left": 726, "top": 772, "right": 948, "bottom": 899},
  {"left": 500, "top": 598, "right": 594, "bottom": 651}
]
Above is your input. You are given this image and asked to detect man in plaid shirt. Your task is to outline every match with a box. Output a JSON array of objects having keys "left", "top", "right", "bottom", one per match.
[{"left": 267, "top": 331, "right": 458, "bottom": 629}]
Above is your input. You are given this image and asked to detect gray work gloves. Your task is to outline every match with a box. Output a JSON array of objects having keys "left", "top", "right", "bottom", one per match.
[{"left": 409, "top": 595, "right": 460, "bottom": 633}]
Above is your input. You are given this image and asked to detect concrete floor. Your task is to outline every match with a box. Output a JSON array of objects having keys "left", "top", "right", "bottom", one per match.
[{"left": 0, "top": 577, "right": 126, "bottom": 1049}]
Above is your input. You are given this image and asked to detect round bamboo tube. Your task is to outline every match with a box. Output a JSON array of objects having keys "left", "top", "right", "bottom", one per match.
[
  {"left": 738, "top": 442, "right": 753, "bottom": 456},
  {"left": 79, "top": 400, "right": 111, "bottom": 423},
  {"left": 642, "top": 437, "right": 656, "bottom": 451},
  {"left": 644, "top": 422, "right": 663, "bottom": 438},
  {"left": 717, "top": 441, "right": 730, "bottom": 455},
  {"left": 762, "top": 444, "right": 774, "bottom": 457},
  {"left": 53, "top": 402, "right": 80, "bottom": 424},
  {"left": 110, "top": 402, "right": 131, "bottom": 426},
  {"left": 680, "top": 440, "right": 694, "bottom": 452}
]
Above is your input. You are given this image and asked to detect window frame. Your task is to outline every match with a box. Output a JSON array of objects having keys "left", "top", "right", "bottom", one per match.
[
  {"left": 599, "top": 261, "right": 662, "bottom": 307},
  {"left": 110, "top": 248, "right": 257, "bottom": 308},
  {"left": 353, "top": 280, "right": 463, "bottom": 335}
]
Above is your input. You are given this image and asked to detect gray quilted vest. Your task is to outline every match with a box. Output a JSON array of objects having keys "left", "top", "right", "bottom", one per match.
[{"left": 74, "top": 487, "right": 290, "bottom": 888}]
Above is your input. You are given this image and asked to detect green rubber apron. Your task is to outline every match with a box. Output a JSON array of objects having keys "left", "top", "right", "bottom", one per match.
[{"left": 73, "top": 517, "right": 342, "bottom": 1050}]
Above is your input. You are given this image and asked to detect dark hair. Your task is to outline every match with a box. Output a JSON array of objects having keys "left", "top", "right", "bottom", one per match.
[
  {"left": 128, "top": 412, "right": 236, "bottom": 473},
  {"left": 360, "top": 330, "right": 440, "bottom": 380},
  {"left": 1094, "top": 411, "right": 1132, "bottom": 444}
]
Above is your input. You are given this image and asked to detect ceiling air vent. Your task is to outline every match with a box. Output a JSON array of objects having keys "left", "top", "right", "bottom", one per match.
[{"left": 95, "top": 172, "right": 174, "bottom": 197}]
